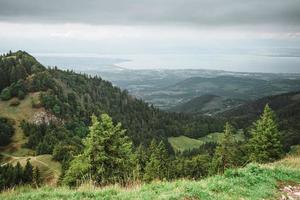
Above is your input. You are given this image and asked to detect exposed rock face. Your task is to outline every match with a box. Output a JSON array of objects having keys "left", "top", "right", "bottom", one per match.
[
  {"left": 280, "top": 185, "right": 300, "bottom": 200},
  {"left": 32, "top": 111, "right": 61, "bottom": 125}
]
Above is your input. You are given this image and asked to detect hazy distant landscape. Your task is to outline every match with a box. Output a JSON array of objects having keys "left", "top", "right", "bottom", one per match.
[{"left": 36, "top": 54, "right": 300, "bottom": 113}]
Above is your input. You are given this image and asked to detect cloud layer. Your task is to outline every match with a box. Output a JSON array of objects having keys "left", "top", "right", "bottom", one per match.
[{"left": 0, "top": 0, "right": 299, "bottom": 28}]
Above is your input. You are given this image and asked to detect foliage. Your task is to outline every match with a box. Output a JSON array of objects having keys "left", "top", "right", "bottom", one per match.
[
  {"left": 21, "top": 121, "right": 82, "bottom": 156},
  {"left": 248, "top": 104, "right": 283, "bottom": 163},
  {"left": 0, "top": 117, "right": 15, "bottom": 146},
  {"left": 0, "top": 88, "right": 11, "bottom": 100},
  {"left": 0, "top": 51, "right": 44, "bottom": 91},
  {"left": 222, "top": 91, "right": 300, "bottom": 151},
  {"left": 0, "top": 161, "right": 41, "bottom": 191},
  {"left": 143, "top": 140, "right": 169, "bottom": 182},
  {"left": 2, "top": 157, "right": 300, "bottom": 200},
  {"left": 211, "top": 123, "right": 240, "bottom": 173},
  {"left": 63, "top": 114, "right": 134, "bottom": 186}
]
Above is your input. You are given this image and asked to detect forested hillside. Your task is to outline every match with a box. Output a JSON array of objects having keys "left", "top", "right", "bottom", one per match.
[
  {"left": 0, "top": 51, "right": 223, "bottom": 188},
  {"left": 0, "top": 51, "right": 223, "bottom": 147},
  {"left": 221, "top": 91, "right": 300, "bottom": 150}
]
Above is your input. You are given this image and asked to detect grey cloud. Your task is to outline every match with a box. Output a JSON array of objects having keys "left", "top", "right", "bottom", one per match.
[{"left": 0, "top": 0, "right": 299, "bottom": 27}]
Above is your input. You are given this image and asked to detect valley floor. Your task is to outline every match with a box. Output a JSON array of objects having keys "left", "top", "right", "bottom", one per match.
[{"left": 1, "top": 155, "right": 300, "bottom": 200}]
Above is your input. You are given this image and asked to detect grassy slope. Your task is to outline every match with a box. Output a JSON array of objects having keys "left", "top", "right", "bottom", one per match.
[
  {"left": 0, "top": 93, "right": 62, "bottom": 184},
  {"left": 0, "top": 92, "right": 41, "bottom": 155},
  {"left": 168, "top": 131, "right": 244, "bottom": 152},
  {"left": 168, "top": 136, "right": 204, "bottom": 152},
  {"left": 2, "top": 153, "right": 300, "bottom": 200}
]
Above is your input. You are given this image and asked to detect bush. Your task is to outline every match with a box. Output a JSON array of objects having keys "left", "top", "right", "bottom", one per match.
[
  {"left": 10, "top": 99, "right": 20, "bottom": 107},
  {"left": 0, "top": 88, "right": 11, "bottom": 101},
  {"left": 0, "top": 117, "right": 15, "bottom": 146}
]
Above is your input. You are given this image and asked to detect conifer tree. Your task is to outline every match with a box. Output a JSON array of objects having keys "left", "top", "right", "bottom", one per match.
[
  {"left": 23, "top": 160, "right": 33, "bottom": 183},
  {"left": 64, "top": 114, "right": 133, "bottom": 186},
  {"left": 132, "top": 144, "right": 147, "bottom": 181},
  {"left": 248, "top": 104, "right": 283, "bottom": 163},
  {"left": 211, "top": 122, "right": 238, "bottom": 174},
  {"left": 144, "top": 140, "right": 169, "bottom": 182}
]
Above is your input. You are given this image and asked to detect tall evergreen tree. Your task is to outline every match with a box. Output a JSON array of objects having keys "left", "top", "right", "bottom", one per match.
[
  {"left": 211, "top": 122, "right": 239, "bottom": 174},
  {"left": 132, "top": 144, "right": 147, "bottom": 181},
  {"left": 63, "top": 114, "right": 134, "bottom": 186},
  {"left": 144, "top": 140, "right": 169, "bottom": 182},
  {"left": 23, "top": 160, "right": 33, "bottom": 183},
  {"left": 14, "top": 162, "right": 23, "bottom": 185},
  {"left": 248, "top": 104, "right": 283, "bottom": 163}
]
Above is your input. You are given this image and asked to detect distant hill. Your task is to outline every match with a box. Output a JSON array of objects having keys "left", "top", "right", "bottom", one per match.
[
  {"left": 169, "top": 94, "right": 245, "bottom": 115},
  {"left": 89, "top": 69, "right": 300, "bottom": 110},
  {"left": 167, "top": 76, "right": 300, "bottom": 101}
]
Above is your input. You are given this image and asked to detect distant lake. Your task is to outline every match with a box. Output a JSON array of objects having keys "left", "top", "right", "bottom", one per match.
[{"left": 35, "top": 53, "right": 300, "bottom": 73}]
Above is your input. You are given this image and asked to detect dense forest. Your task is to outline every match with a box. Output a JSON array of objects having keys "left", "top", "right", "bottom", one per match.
[{"left": 0, "top": 51, "right": 298, "bottom": 190}]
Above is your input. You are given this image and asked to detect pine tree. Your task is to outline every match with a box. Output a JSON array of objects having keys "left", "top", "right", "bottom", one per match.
[
  {"left": 14, "top": 162, "right": 23, "bottom": 185},
  {"left": 63, "top": 114, "right": 133, "bottom": 186},
  {"left": 143, "top": 140, "right": 169, "bottom": 182},
  {"left": 211, "top": 122, "right": 238, "bottom": 174},
  {"left": 248, "top": 104, "right": 283, "bottom": 163},
  {"left": 23, "top": 160, "right": 33, "bottom": 183},
  {"left": 132, "top": 144, "right": 147, "bottom": 181}
]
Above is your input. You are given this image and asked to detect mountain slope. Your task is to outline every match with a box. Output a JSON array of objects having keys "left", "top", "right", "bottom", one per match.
[
  {"left": 169, "top": 94, "right": 244, "bottom": 115},
  {"left": 167, "top": 75, "right": 300, "bottom": 101}
]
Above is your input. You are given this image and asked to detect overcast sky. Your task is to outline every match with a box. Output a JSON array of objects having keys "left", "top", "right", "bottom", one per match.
[{"left": 0, "top": 0, "right": 300, "bottom": 72}]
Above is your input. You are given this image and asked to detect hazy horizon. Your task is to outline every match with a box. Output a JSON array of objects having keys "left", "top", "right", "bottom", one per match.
[
  {"left": 27, "top": 52, "right": 299, "bottom": 74},
  {"left": 0, "top": 0, "right": 300, "bottom": 73}
]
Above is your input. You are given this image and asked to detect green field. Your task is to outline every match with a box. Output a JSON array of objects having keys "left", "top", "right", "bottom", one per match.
[
  {"left": 168, "top": 136, "right": 204, "bottom": 152},
  {"left": 1, "top": 154, "right": 300, "bottom": 200},
  {"left": 168, "top": 131, "right": 245, "bottom": 153}
]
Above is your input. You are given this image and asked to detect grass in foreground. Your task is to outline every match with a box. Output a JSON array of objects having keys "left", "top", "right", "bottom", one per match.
[{"left": 1, "top": 155, "right": 300, "bottom": 200}]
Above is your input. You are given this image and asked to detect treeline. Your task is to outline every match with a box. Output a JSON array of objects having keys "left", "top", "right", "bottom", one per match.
[
  {"left": 0, "top": 161, "right": 42, "bottom": 190},
  {"left": 62, "top": 114, "right": 212, "bottom": 186},
  {"left": 63, "top": 105, "right": 283, "bottom": 187}
]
